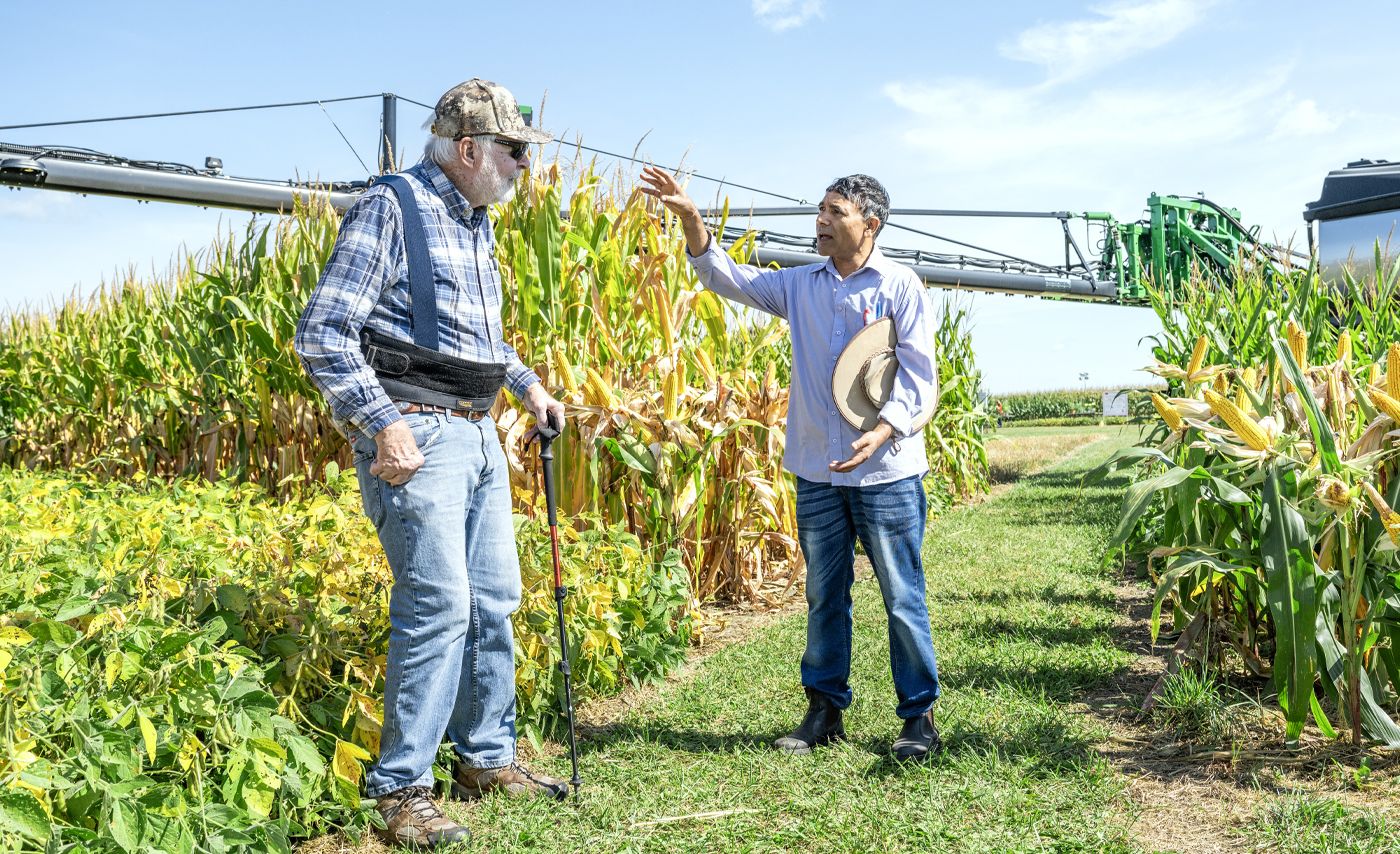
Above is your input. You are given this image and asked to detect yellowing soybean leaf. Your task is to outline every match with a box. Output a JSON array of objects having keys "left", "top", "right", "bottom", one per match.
[
  {"left": 0, "top": 649, "right": 10, "bottom": 674},
  {"left": 332, "top": 739, "right": 371, "bottom": 783},
  {"left": 0, "top": 627, "right": 33, "bottom": 647},
  {"left": 138, "top": 712, "right": 158, "bottom": 763}
]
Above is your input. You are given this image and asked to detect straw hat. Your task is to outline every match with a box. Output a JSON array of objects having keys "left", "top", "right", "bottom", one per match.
[{"left": 831, "top": 317, "right": 936, "bottom": 433}]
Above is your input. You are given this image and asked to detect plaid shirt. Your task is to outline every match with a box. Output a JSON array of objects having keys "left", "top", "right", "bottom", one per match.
[{"left": 294, "top": 160, "right": 538, "bottom": 440}]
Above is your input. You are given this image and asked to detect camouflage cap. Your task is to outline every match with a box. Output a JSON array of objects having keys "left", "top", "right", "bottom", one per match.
[{"left": 430, "top": 79, "right": 552, "bottom": 144}]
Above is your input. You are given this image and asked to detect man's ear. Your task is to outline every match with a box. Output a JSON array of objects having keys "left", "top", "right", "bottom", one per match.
[
  {"left": 865, "top": 216, "right": 881, "bottom": 235},
  {"left": 457, "top": 137, "right": 477, "bottom": 167}
]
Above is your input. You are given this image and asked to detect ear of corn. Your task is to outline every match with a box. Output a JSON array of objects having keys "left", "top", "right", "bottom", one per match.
[
  {"left": 1389, "top": 343, "right": 1400, "bottom": 400},
  {"left": 1286, "top": 319, "right": 1308, "bottom": 371},
  {"left": 1151, "top": 393, "right": 1183, "bottom": 431},
  {"left": 1186, "top": 334, "right": 1209, "bottom": 376},
  {"left": 1368, "top": 384, "right": 1400, "bottom": 423},
  {"left": 1336, "top": 330, "right": 1352, "bottom": 363},
  {"left": 1316, "top": 476, "right": 1352, "bottom": 513},
  {"left": 1204, "top": 388, "right": 1271, "bottom": 452},
  {"left": 1361, "top": 481, "right": 1400, "bottom": 546}
]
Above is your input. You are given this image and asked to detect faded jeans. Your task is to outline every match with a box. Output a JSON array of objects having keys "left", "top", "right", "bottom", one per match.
[
  {"left": 795, "top": 473, "right": 941, "bottom": 720},
  {"left": 354, "top": 411, "right": 522, "bottom": 798}
]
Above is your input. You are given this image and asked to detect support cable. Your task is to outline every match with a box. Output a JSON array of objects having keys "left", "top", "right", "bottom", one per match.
[
  {"left": 317, "top": 101, "right": 370, "bottom": 175},
  {"left": 0, "top": 94, "right": 386, "bottom": 132}
]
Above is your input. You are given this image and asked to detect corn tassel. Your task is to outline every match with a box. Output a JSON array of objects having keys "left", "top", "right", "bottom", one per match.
[
  {"left": 1151, "top": 393, "right": 1183, "bottom": 431},
  {"left": 1204, "top": 389, "right": 1271, "bottom": 452}
]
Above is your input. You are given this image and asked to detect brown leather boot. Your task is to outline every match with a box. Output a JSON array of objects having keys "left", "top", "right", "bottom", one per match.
[
  {"left": 773, "top": 687, "right": 845, "bottom": 754},
  {"left": 374, "top": 786, "right": 470, "bottom": 850},
  {"left": 450, "top": 759, "right": 569, "bottom": 801}
]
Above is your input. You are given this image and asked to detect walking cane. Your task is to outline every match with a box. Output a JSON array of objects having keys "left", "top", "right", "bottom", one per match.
[{"left": 535, "top": 412, "right": 582, "bottom": 795}]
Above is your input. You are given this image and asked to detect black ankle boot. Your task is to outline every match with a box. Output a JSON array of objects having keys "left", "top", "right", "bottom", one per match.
[{"left": 773, "top": 687, "right": 845, "bottom": 754}]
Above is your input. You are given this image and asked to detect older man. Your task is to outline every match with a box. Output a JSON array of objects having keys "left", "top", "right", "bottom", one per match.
[
  {"left": 296, "top": 79, "right": 567, "bottom": 850},
  {"left": 640, "top": 168, "right": 944, "bottom": 761}
]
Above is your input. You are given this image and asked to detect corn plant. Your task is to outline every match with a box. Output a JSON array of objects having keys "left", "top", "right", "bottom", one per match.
[
  {"left": 0, "top": 154, "right": 990, "bottom": 607},
  {"left": 1098, "top": 283, "right": 1400, "bottom": 744}
]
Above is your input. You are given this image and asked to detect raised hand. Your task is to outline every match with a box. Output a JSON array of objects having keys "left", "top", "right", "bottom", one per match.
[{"left": 639, "top": 166, "right": 710, "bottom": 256}]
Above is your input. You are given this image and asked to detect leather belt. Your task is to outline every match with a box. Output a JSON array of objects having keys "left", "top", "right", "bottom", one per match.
[{"left": 397, "top": 402, "right": 487, "bottom": 421}]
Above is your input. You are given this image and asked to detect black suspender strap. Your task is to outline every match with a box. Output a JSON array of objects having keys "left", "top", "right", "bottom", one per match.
[{"left": 378, "top": 174, "right": 440, "bottom": 351}]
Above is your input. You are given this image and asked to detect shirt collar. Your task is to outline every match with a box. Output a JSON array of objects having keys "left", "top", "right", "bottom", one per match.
[
  {"left": 412, "top": 159, "right": 487, "bottom": 227},
  {"left": 823, "top": 245, "right": 894, "bottom": 280}
]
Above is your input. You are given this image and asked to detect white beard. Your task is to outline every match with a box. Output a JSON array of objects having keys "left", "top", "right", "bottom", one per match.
[{"left": 468, "top": 153, "right": 518, "bottom": 206}]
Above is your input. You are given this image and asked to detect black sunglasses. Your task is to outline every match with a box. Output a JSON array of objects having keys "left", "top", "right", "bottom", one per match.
[{"left": 494, "top": 138, "right": 529, "bottom": 160}]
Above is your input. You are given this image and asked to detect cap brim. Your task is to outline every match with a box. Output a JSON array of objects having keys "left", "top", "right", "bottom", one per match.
[{"left": 498, "top": 127, "right": 553, "bottom": 145}]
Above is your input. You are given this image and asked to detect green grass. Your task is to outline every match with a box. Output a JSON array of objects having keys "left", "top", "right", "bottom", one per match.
[
  {"left": 1246, "top": 795, "right": 1400, "bottom": 853},
  {"left": 395, "top": 431, "right": 1147, "bottom": 852}
]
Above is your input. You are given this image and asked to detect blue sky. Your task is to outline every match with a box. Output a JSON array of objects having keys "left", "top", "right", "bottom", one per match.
[{"left": 2, "top": 0, "right": 1396, "bottom": 393}]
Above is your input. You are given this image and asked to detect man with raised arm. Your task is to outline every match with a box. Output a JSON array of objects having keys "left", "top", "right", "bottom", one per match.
[{"left": 640, "top": 167, "right": 944, "bottom": 761}]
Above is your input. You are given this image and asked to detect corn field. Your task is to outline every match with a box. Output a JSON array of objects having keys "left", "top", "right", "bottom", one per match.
[
  {"left": 0, "top": 155, "right": 991, "bottom": 605},
  {"left": 1100, "top": 251, "right": 1400, "bottom": 746}
]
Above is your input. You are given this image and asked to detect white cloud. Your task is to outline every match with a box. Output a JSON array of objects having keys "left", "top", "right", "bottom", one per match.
[
  {"left": 883, "top": 71, "right": 1293, "bottom": 175},
  {"left": 752, "top": 0, "right": 824, "bottom": 32},
  {"left": 1271, "top": 98, "right": 1341, "bottom": 139},
  {"left": 999, "top": 0, "right": 1216, "bottom": 85},
  {"left": 0, "top": 189, "right": 73, "bottom": 219}
]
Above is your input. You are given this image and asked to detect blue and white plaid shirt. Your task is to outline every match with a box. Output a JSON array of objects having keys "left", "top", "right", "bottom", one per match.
[{"left": 295, "top": 159, "right": 539, "bottom": 440}]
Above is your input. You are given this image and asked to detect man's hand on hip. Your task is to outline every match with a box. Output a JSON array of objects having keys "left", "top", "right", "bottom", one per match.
[
  {"left": 371, "top": 420, "right": 425, "bottom": 486},
  {"left": 522, "top": 383, "right": 566, "bottom": 443}
]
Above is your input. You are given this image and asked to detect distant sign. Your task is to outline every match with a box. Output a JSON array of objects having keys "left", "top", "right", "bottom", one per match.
[{"left": 1102, "top": 390, "right": 1129, "bottom": 417}]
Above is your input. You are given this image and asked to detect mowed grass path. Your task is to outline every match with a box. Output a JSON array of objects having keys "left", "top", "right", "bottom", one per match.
[{"left": 313, "top": 428, "right": 1142, "bottom": 853}]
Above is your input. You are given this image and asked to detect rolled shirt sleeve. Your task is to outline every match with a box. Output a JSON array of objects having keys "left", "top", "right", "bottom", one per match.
[
  {"left": 878, "top": 278, "right": 940, "bottom": 439},
  {"left": 686, "top": 235, "right": 790, "bottom": 319}
]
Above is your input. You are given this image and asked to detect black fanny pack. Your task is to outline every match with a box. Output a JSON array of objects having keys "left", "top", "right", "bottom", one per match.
[
  {"left": 363, "top": 173, "right": 506, "bottom": 413},
  {"left": 360, "top": 328, "right": 505, "bottom": 412}
]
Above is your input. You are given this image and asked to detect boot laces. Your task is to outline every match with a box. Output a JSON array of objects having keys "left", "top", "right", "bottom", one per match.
[{"left": 393, "top": 786, "right": 447, "bottom": 824}]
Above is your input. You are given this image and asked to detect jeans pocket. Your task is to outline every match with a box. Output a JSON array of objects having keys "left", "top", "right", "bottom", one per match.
[
  {"left": 359, "top": 473, "right": 387, "bottom": 528},
  {"left": 403, "top": 412, "right": 444, "bottom": 454},
  {"left": 351, "top": 432, "right": 376, "bottom": 466}
]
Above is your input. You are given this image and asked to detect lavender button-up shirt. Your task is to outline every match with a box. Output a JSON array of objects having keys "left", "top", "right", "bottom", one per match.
[{"left": 688, "top": 238, "right": 939, "bottom": 487}]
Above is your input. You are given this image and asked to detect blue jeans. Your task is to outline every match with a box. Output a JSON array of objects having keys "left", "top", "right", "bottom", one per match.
[
  {"left": 353, "top": 412, "right": 522, "bottom": 798},
  {"left": 795, "top": 474, "right": 940, "bottom": 720}
]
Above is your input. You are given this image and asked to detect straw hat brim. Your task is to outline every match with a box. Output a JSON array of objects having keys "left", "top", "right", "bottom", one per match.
[{"left": 831, "top": 317, "right": 935, "bottom": 433}]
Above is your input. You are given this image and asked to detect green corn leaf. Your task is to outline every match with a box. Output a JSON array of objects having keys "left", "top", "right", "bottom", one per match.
[
  {"left": 1260, "top": 463, "right": 1320, "bottom": 745},
  {"left": 1274, "top": 335, "right": 1341, "bottom": 472}
]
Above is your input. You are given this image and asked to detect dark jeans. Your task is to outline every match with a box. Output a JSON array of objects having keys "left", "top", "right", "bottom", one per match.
[{"left": 795, "top": 474, "right": 941, "bottom": 719}]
